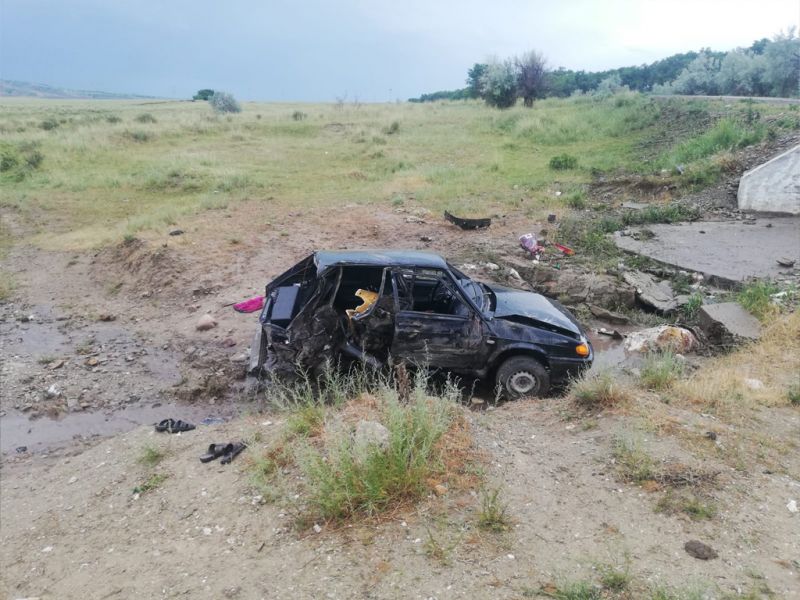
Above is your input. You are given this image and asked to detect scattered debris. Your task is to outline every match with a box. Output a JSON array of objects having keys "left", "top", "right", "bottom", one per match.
[
  {"left": 15, "top": 446, "right": 27, "bottom": 453},
  {"left": 777, "top": 257, "right": 795, "bottom": 268},
  {"left": 519, "top": 233, "right": 545, "bottom": 258},
  {"left": 547, "top": 214, "right": 557, "bottom": 223},
  {"left": 45, "top": 384, "right": 61, "bottom": 398},
  {"left": 444, "top": 211, "right": 491, "bottom": 230},
  {"left": 624, "top": 325, "right": 698, "bottom": 354},
  {"left": 553, "top": 243, "right": 575, "bottom": 256},
  {"left": 419, "top": 235, "right": 433, "bottom": 242},
  {"left": 169, "top": 229, "right": 184, "bottom": 236},
  {"left": 233, "top": 296, "right": 264, "bottom": 313},
  {"left": 698, "top": 302, "right": 761, "bottom": 343},
  {"left": 196, "top": 314, "right": 217, "bottom": 331},
  {"left": 622, "top": 271, "right": 682, "bottom": 313},
  {"left": 598, "top": 328, "right": 624, "bottom": 340},
  {"left": 788, "top": 499, "right": 798, "bottom": 513},
  {"left": 97, "top": 313, "right": 116, "bottom": 322},
  {"left": 684, "top": 540, "right": 718, "bottom": 560}
]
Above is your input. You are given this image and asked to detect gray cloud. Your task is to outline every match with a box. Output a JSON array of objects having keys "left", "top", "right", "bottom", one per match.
[{"left": 1, "top": 0, "right": 796, "bottom": 100}]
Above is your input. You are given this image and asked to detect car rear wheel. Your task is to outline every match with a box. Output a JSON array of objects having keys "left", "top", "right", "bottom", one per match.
[{"left": 496, "top": 356, "right": 550, "bottom": 399}]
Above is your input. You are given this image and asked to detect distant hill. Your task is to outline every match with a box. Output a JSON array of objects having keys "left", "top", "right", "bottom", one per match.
[{"left": 0, "top": 80, "right": 158, "bottom": 100}]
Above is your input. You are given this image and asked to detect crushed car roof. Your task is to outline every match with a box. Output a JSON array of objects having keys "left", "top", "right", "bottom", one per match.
[{"left": 314, "top": 250, "right": 448, "bottom": 272}]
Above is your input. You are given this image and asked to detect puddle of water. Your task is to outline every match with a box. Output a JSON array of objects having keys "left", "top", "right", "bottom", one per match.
[
  {"left": 589, "top": 333, "right": 627, "bottom": 372},
  {"left": 1, "top": 402, "right": 241, "bottom": 454}
]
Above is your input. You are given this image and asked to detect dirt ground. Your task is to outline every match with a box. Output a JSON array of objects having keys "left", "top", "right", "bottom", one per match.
[{"left": 2, "top": 164, "right": 800, "bottom": 598}]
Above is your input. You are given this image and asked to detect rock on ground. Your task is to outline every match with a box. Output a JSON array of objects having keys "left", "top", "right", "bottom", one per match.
[
  {"left": 624, "top": 325, "right": 698, "bottom": 354},
  {"left": 196, "top": 314, "right": 217, "bottom": 331},
  {"left": 622, "top": 271, "right": 682, "bottom": 314}
]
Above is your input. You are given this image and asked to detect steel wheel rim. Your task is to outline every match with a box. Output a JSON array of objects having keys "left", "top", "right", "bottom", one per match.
[{"left": 509, "top": 371, "right": 537, "bottom": 395}]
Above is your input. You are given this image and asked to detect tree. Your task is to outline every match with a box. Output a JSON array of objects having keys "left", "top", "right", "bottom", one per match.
[
  {"left": 209, "top": 91, "right": 241, "bottom": 114},
  {"left": 763, "top": 28, "right": 800, "bottom": 97},
  {"left": 479, "top": 59, "right": 518, "bottom": 108},
  {"left": 515, "top": 51, "right": 547, "bottom": 106},
  {"left": 466, "top": 63, "right": 488, "bottom": 98},
  {"left": 595, "top": 73, "right": 629, "bottom": 96},
  {"left": 669, "top": 52, "right": 722, "bottom": 95},
  {"left": 193, "top": 89, "right": 215, "bottom": 101}
]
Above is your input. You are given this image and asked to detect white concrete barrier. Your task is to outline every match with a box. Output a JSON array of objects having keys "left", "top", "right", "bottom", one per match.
[{"left": 737, "top": 145, "right": 800, "bottom": 214}]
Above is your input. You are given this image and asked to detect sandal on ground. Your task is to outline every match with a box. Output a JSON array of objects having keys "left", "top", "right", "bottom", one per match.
[
  {"left": 199, "top": 443, "right": 233, "bottom": 463},
  {"left": 155, "top": 419, "right": 196, "bottom": 434},
  {"left": 220, "top": 442, "right": 247, "bottom": 464}
]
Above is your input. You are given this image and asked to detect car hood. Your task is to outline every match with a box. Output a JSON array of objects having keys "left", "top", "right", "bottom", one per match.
[{"left": 487, "top": 284, "right": 582, "bottom": 337}]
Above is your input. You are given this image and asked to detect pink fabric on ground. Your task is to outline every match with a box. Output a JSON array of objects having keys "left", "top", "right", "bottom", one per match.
[{"left": 233, "top": 295, "right": 265, "bottom": 313}]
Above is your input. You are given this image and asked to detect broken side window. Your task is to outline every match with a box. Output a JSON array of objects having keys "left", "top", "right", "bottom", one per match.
[{"left": 393, "top": 268, "right": 471, "bottom": 317}]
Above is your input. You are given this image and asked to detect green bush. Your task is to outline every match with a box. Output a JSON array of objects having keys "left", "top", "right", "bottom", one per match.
[
  {"left": 291, "top": 110, "right": 307, "bottom": 121},
  {"left": 39, "top": 118, "right": 59, "bottom": 131},
  {"left": 0, "top": 142, "right": 44, "bottom": 181},
  {"left": 123, "top": 130, "right": 153, "bottom": 143},
  {"left": 549, "top": 153, "right": 578, "bottom": 170},
  {"left": 134, "top": 113, "right": 157, "bottom": 124},
  {"left": 384, "top": 120, "right": 400, "bottom": 135},
  {"left": 209, "top": 91, "right": 241, "bottom": 114},
  {"left": 300, "top": 391, "right": 453, "bottom": 520}
]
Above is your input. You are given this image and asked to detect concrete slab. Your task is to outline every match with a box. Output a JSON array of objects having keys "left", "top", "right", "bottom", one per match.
[
  {"left": 738, "top": 145, "right": 800, "bottom": 214},
  {"left": 614, "top": 217, "right": 800, "bottom": 287},
  {"left": 698, "top": 302, "right": 761, "bottom": 343}
]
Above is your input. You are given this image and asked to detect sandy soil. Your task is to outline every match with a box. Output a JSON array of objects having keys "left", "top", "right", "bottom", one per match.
[{"left": 1, "top": 400, "right": 798, "bottom": 599}]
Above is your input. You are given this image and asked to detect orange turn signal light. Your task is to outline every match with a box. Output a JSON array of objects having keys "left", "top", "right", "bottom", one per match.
[{"left": 575, "top": 343, "right": 590, "bottom": 357}]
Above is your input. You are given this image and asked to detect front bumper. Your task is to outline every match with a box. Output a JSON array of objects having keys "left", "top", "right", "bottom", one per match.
[{"left": 548, "top": 356, "right": 592, "bottom": 384}]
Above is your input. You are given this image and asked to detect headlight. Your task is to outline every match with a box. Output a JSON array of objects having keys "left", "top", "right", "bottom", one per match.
[{"left": 575, "top": 343, "right": 590, "bottom": 357}]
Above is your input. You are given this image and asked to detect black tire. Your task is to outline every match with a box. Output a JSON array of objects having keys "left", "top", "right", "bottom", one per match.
[{"left": 495, "top": 356, "right": 550, "bottom": 399}]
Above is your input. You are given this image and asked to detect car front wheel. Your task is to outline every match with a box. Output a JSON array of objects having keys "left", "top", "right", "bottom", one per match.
[{"left": 496, "top": 356, "right": 550, "bottom": 399}]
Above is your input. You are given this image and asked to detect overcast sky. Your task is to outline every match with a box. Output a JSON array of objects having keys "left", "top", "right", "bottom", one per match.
[{"left": 1, "top": 0, "right": 797, "bottom": 101}]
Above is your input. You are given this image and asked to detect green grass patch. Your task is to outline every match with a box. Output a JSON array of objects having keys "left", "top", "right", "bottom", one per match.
[
  {"left": 133, "top": 472, "right": 167, "bottom": 495},
  {"left": 737, "top": 280, "right": 779, "bottom": 321},
  {"left": 137, "top": 444, "right": 166, "bottom": 467},
  {"left": 612, "top": 433, "right": 655, "bottom": 483},
  {"left": 640, "top": 351, "right": 684, "bottom": 391},
  {"left": 621, "top": 203, "right": 699, "bottom": 226},
  {"left": 788, "top": 383, "right": 800, "bottom": 405},
  {"left": 299, "top": 390, "right": 454, "bottom": 521},
  {"left": 549, "top": 153, "right": 578, "bottom": 170},
  {"left": 477, "top": 486, "right": 511, "bottom": 532},
  {"left": 571, "top": 371, "right": 632, "bottom": 409},
  {"left": 664, "top": 118, "right": 765, "bottom": 165},
  {"left": 656, "top": 490, "right": 717, "bottom": 521}
]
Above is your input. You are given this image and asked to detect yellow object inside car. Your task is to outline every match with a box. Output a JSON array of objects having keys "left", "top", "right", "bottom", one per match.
[{"left": 345, "top": 289, "right": 379, "bottom": 320}]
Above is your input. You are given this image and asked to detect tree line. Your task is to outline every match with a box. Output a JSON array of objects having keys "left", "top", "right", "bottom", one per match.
[{"left": 409, "top": 28, "right": 799, "bottom": 106}]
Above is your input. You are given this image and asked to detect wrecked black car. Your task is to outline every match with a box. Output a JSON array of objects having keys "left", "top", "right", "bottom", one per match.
[{"left": 249, "top": 250, "right": 592, "bottom": 398}]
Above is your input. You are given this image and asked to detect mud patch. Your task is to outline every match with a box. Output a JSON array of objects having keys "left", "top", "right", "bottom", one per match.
[{"left": 1, "top": 401, "right": 235, "bottom": 454}]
